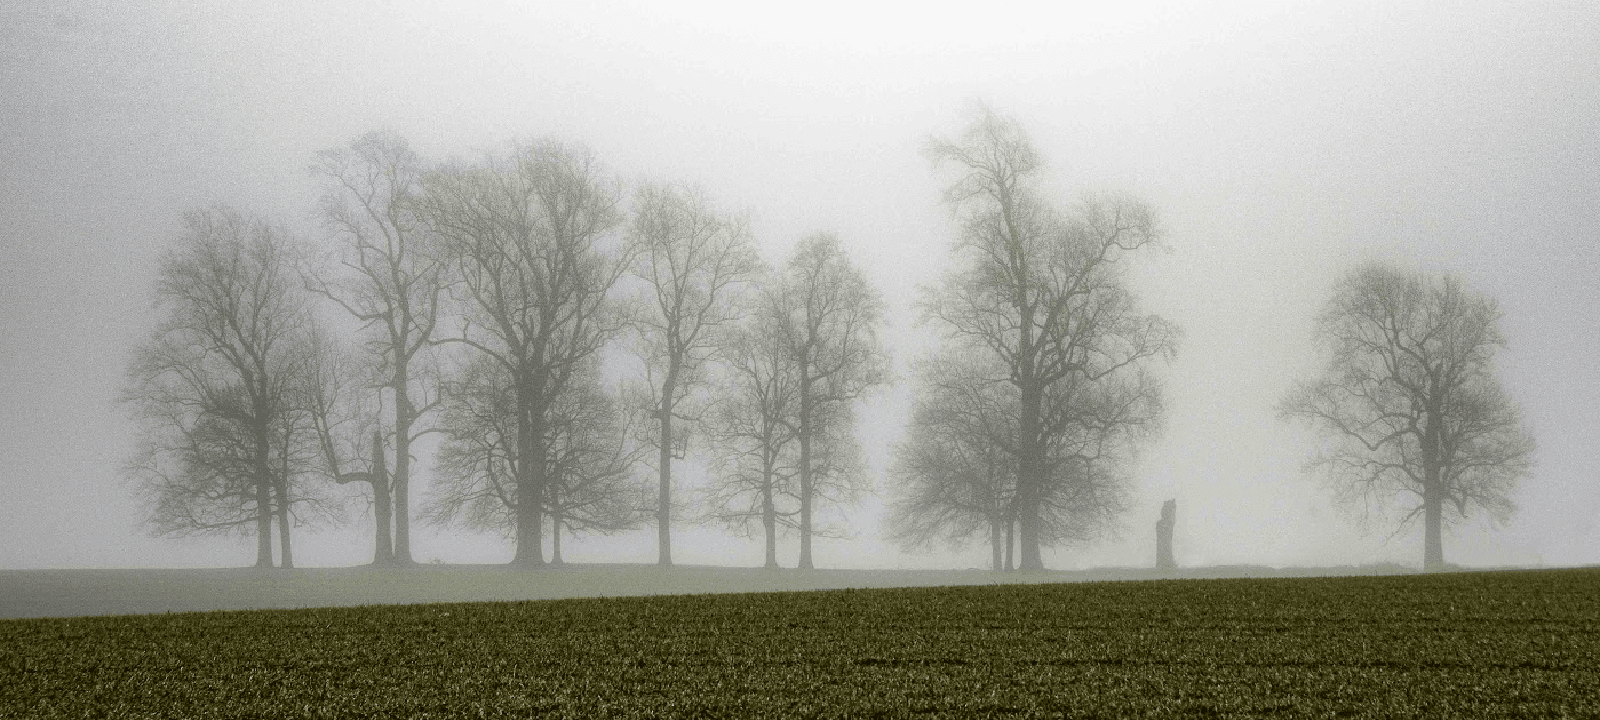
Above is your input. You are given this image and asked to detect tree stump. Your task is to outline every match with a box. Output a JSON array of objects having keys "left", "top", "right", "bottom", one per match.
[{"left": 1156, "top": 499, "right": 1176, "bottom": 570}]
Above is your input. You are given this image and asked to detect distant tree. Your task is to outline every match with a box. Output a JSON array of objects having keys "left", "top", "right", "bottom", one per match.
[
  {"left": 1279, "top": 263, "right": 1534, "bottom": 570},
  {"left": 922, "top": 104, "right": 1177, "bottom": 570},
  {"left": 890, "top": 341, "right": 1159, "bottom": 571},
  {"left": 428, "top": 355, "right": 643, "bottom": 561},
  {"left": 887, "top": 350, "right": 1017, "bottom": 570},
  {"left": 123, "top": 207, "right": 333, "bottom": 568},
  {"left": 627, "top": 182, "right": 762, "bottom": 566},
  {"left": 768, "top": 234, "right": 890, "bottom": 570},
  {"left": 419, "top": 140, "right": 630, "bottom": 567},
  {"left": 306, "top": 130, "right": 448, "bottom": 565},
  {"left": 427, "top": 355, "right": 520, "bottom": 537},
  {"left": 303, "top": 327, "right": 389, "bottom": 563},
  {"left": 701, "top": 290, "right": 801, "bottom": 568},
  {"left": 544, "top": 362, "right": 647, "bottom": 564}
]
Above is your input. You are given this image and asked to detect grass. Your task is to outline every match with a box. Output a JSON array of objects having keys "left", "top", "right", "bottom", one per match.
[
  {"left": 2, "top": 567, "right": 1596, "bottom": 718},
  {"left": 0, "top": 562, "right": 1419, "bottom": 620}
]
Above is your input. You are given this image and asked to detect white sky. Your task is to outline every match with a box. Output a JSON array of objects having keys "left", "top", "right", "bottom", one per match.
[{"left": 2, "top": 0, "right": 1597, "bottom": 570}]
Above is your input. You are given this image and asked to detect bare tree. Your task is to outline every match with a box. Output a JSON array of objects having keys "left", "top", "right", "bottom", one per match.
[
  {"left": 123, "top": 206, "right": 330, "bottom": 568},
  {"left": 701, "top": 295, "right": 801, "bottom": 568},
  {"left": 428, "top": 354, "right": 643, "bottom": 561},
  {"left": 544, "top": 362, "right": 647, "bottom": 564},
  {"left": 887, "top": 350, "right": 1017, "bottom": 570},
  {"left": 769, "top": 234, "right": 890, "bottom": 570},
  {"left": 427, "top": 355, "right": 520, "bottom": 538},
  {"left": 420, "top": 139, "right": 629, "bottom": 567},
  {"left": 1027, "top": 361, "right": 1160, "bottom": 553},
  {"left": 1279, "top": 263, "right": 1534, "bottom": 570},
  {"left": 923, "top": 104, "right": 1177, "bottom": 570},
  {"left": 628, "top": 182, "right": 762, "bottom": 566},
  {"left": 306, "top": 130, "right": 447, "bottom": 565},
  {"left": 304, "top": 327, "right": 390, "bottom": 563},
  {"left": 889, "top": 339, "right": 1159, "bottom": 571}
]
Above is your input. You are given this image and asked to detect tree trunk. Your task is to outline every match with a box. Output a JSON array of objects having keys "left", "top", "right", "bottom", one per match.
[
  {"left": 762, "top": 465, "right": 778, "bottom": 569},
  {"left": 373, "top": 476, "right": 393, "bottom": 565},
  {"left": 551, "top": 515, "right": 564, "bottom": 565},
  {"left": 1421, "top": 401, "right": 1446, "bottom": 571},
  {"left": 275, "top": 475, "right": 294, "bottom": 569},
  {"left": 391, "top": 381, "right": 414, "bottom": 565},
  {"left": 657, "top": 368, "right": 677, "bottom": 567},
  {"left": 1017, "top": 401, "right": 1043, "bottom": 569},
  {"left": 254, "top": 480, "right": 273, "bottom": 569},
  {"left": 1013, "top": 236, "right": 1045, "bottom": 572},
  {"left": 272, "top": 419, "right": 294, "bottom": 570},
  {"left": 1156, "top": 499, "right": 1176, "bottom": 570},
  {"left": 370, "top": 431, "right": 394, "bottom": 565},
  {"left": 1004, "top": 517, "right": 1014, "bottom": 572},
  {"left": 1018, "top": 510, "right": 1042, "bottom": 570},
  {"left": 1423, "top": 489, "right": 1444, "bottom": 571},
  {"left": 253, "top": 422, "right": 274, "bottom": 568},
  {"left": 511, "top": 373, "right": 545, "bottom": 568},
  {"left": 990, "top": 517, "right": 1003, "bottom": 571},
  {"left": 797, "top": 359, "right": 814, "bottom": 570}
]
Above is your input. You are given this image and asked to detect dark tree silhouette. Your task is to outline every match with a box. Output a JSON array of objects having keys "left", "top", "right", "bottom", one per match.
[
  {"left": 419, "top": 140, "right": 630, "bottom": 566},
  {"left": 889, "top": 342, "right": 1160, "bottom": 570},
  {"left": 922, "top": 104, "right": 1176, "bottom": 570},
  {"left": 701, "top": 283, "right": 802, "bottom": 569},
  {"left": 306, "top": 130, "right": 447, "bottom": 565},
  {"left": 768, "top": 234, "right": 890, "bottom": 570},
  {"left": 628, "top": 182, "right": 761, "bottom": 566},
  {"left": 304, "top": 329, "right": 389, "bottom": 563},
  {"left": 887, "top": 350, "right": 1017, "bottom": 570},
  {"left": 123, "top": 206, "right": 333, "bottom": 568},
  {"left": 544, "top": 362, "right": 646, "bottom": 564},
  {"left": 1279, "top": 263, "right": 1534, "bottom": 570},
  {"left": 1155, "top": 499, "right": 1176, "bottom": 570},
  {"left": 427, "top": 355, "right": 520, "bottom": 538},
  {"left": 428, "top": 355, "right": 642, "bottom": 560}
]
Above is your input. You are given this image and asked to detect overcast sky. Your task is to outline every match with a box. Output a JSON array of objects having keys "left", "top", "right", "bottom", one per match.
[{"left": 2, "top": 0, "right": 1596, "bottom": 571}]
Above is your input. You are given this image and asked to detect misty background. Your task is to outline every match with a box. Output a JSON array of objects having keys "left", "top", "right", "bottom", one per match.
[{"left": 2, "top": 0, "right": 1596, "bottom": 571}]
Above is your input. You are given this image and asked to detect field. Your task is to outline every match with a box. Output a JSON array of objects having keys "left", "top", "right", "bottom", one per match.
[{"left": 2, "top": 567, "right": 1596, "bottom": 718}]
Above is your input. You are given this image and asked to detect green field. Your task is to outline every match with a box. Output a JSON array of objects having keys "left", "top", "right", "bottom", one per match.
[{"left": 3, "top": 568, "right": 1596, "bottom": 718}]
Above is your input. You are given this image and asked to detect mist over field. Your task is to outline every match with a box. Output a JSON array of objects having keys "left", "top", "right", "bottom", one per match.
[{"left": 2, "top": 0, "right": 1597, "bottom": 588}]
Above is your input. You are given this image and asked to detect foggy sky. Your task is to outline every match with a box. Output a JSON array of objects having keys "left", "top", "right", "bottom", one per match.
[{"left": 2, "top": 0, "right": 1596, "bottom": 571}]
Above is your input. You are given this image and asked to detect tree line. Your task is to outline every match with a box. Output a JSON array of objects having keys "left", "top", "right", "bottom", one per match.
[{"left": 122, "top": 105, "right": 1533, "bottom": 571}]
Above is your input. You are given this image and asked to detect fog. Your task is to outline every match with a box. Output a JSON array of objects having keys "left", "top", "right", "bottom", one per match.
[{"left": 2, "top": 1, "right": 1597, "bottom": 574}]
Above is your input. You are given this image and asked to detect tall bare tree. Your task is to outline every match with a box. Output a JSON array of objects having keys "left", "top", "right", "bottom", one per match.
[
  {"left": 769, "top": 234, "right": 889, "bottom": 570},
  {"left": 123, "top": 206, "right": 329, "bottom": 568},
  {"left": 420, "top": 139, "right": 629, "bottom": 567},
  {"left": 628, "top": 182, "right": 761, "bottom": 566},
  {"left": 1279, "top": 263, "right": 1534, "bottom": 570},
  {"left": 923, "top": 104, "right": 1177, "bottom": 570},
  {"left": 306, "top": 130, "right": 446, "bottom": 565},
  {"left": 701, "top": 294, "right": 801, "bottom": 569}
]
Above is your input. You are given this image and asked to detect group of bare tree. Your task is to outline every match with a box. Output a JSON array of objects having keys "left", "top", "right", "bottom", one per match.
[
  {"left": 698, "top": 234, "right": 890, "bottom": 569},
  {"left": 123, "top": 131, "right": 888, "bottom": 570},
  {"left": 124, "top": 107, "right": 1535, "bottom": 573},
  {"left": 885, "top": 105, "right": 1531, "bottom": 571}
]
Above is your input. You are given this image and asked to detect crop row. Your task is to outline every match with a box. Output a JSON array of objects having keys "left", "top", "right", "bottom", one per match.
[{"left": 3, "top": 569, "right": 1597, "bottom": 718}]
